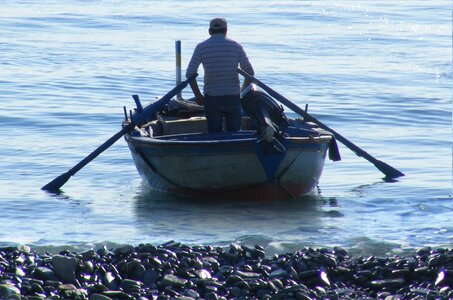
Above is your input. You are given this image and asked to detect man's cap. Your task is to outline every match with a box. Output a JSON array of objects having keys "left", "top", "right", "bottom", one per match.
[{"left": 209, "top": 18, "right": 227, "bottom": 30}]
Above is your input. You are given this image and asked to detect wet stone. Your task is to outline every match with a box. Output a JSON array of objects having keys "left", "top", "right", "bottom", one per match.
[
  {"left": 320, "top": 270, "right": 330, "bottom": 286},
  {"left": 103, "top": 272, "right": 121, "bottom": 290},
  {"left": 58, "top": 283, "right": 77, "bottom": 290},
  {"left": 391, "top": 268, "right": 410, "bottom": 277},
  {"left": 333, "top": 246, "right": 349, "bottom": 257},
  {"left": 120, "top": 278, "right": 143, "bottom": 293},
  {"left": 103, "top": 290, "right": 136, "bottom": 299},
  {"left": 227, "top": 286, "right": 243, "bottom": 298},
  {"left": 371, "top": 278, "right": 405, "bottom": 289},
  {"left": 357, "top": 270, "right": 373, "bottom": 278},
  {"left": 32, "top": 282, "right": 46, "bottom": 294},
  {"left": 143, "top": 269, "right": 160, "bottom": 287},
  {"left": 52, "top": 254, "right": 78, "bottom": 283},
  {"left": 195, "top": 268, "right": 211, "bottom": 279},
  {"left": 97, "top": 245, "right": 110, "bottom": 257},
  {"left": 233, "top": 279, "right": 250, "bottom": 290},
  {"left": 416, "top": 247, "right": 432, "bottom": 257},
  {"left": 62, "top": 288, "right": 88, "bottom": 299},
  {"left": 149, "top": 257, "right": 163, "bottom": 267},
  {"left": 298, "top": 269, "right": 319, "bottom": 280},
  {"left": 318, "top": 253, "right": 337, "bottom": 267},
  {"left": 126, "top": 258, "right": 146, "bottom": 280},
  {"left": 43, "top": 280, "right": 62, "bottom": 288},
  {"left": 414, "top": 266, "right": 429, "bottom": 274},
  {"left": 225, "top": 274, "right": 243, "bottom": 285},
  {"left": 115, "top": 245, "right": 135, "bottom": 256},
  {"left": 270, "top": 278, "right": 284, "bottom": 289},
  {"left": 14, "top": 266, "right": 26, "bottom": 277},
  {"left": 33, "top": 266, "right": 60, "bottom": 281},
  {"left": 250, "top": 247, "right": 265, "bottom": 259},
  {"left": 256, "top": 288, "right": 272, "bottom": 299},
  {"left": 90, "top": 294, "right": 113, "bottom": 300},
  {"left": 182, "top": 288, "right": 199, "bottom": 298},
  {"left": 428, "top": 253, "right": 448, "bottom": 267},
  {"left": 81, "top": 249, "right": 96, "bottom": 260},
  {"left": 205, "top": 291, "right": 219, "bottom": 300},
  {"left": 161, "top": 274, "right": 187, "bottom": 287},
  {"left": 235, "top": 270, "right": 260, "bottom": 279},
  {"left": 0, "top": 283, "right": 20, "bottom": 298},
  {"left": 0, "top": 244, "right": 452, "bottom": 299},
  {"left": 198, "top": 279, "right": 223, "bottom": 289}
]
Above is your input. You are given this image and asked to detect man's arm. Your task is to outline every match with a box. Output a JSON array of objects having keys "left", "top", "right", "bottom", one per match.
[
  {"left": 186, "top": 45, "right": 204, "bottom": 105},
  {"left": 189, "top": 79, "right": 204, "bottom": 105},
  {"left": 241, "top": 77, "right": 252, "bottom": 92},
  {"left": 238, "top": 45, "right": 254, "bottom": 92}
]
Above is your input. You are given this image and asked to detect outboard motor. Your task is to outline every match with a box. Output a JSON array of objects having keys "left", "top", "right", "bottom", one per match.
[{"left": 241, "top": 84, "right": 288, "bottom": 153}]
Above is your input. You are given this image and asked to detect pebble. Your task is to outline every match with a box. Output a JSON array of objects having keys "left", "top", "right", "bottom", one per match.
[
  {"left": 52, "top": 254, "right": 78, "bottom": 284},
  {"left": 161, "top": 274, "right": 187, "bottom": 287},
  {"left": 0, "top": 283, "right": 20, "bottom": 298},
  {"left": 0, "top": 244, "right": 452, "bottom": 299}
]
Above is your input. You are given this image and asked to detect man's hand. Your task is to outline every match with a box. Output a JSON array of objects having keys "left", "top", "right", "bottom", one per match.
[{"left": 196, "top": 96, "right": 204, "bottom": 106}]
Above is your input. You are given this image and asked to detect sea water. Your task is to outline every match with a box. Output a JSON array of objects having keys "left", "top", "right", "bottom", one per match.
[{"left": 0, "top": 0, "right": 451, "bottom": 256}]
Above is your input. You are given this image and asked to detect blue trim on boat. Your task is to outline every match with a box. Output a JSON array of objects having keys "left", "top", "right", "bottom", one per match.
[{"left": 255, "top": 139, "right": 288, "bottom": 181}]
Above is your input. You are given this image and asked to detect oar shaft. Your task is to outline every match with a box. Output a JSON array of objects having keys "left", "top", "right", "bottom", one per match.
[
  {"left": 69, "top": 77, "right": 195, "bottom": 176},
  {"left": 238, "top": 69, "right": 358, "bottom": 156},
  {"left": 238, "top": 68, "right": 404, "bottom": 179},
  {"left": 69, "top": 124, "right": 134, "bottom": 177}
]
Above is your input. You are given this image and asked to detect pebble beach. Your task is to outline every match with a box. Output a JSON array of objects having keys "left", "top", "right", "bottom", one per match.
[
  {"left": 1, "top": 1, "right": 451, "bottom": 299},
  {"left": 1, "top": 243, "right": 452, "bottom": 300}
]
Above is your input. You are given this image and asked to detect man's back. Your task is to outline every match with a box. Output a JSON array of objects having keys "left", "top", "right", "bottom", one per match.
[{"left": 186, "top": 34, "right": 254, "bottom": 96}]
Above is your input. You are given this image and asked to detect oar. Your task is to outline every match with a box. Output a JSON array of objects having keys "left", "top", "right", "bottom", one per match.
[
  {"left": 42, "top": 73, "right": 197, "bottom": 192},
  {"left": 238, "top": 68, "right": 404, "bottom": 179}
]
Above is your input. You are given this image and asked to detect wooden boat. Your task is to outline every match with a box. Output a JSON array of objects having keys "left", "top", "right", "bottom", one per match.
[
  {"left": 40, "top": 41, "right": 402, "bottom": 194},
  {"left": 123, "top": 85, "right": 340, "bottom": 201}
]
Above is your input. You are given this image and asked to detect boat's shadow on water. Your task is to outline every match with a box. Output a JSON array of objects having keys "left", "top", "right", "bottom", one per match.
[{"left": 132, "top": 184, "right": 342, "bottom": 247}]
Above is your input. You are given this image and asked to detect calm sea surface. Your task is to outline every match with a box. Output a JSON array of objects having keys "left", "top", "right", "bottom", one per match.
[{"left": 0, "top": 1, "right": 451, "bottom": 256}]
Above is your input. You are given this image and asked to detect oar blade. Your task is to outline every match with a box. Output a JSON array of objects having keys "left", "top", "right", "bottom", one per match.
[
  {"left": 42, "top": 172, "right": 72, "bottom": 192},
  {"left": 373, "top": 159, "right": 405, "bottom": 180}
]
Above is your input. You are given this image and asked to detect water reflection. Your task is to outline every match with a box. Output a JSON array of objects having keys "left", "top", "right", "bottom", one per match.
[{"left": 132, "top": 185, "right": 341, "bottom": 250}]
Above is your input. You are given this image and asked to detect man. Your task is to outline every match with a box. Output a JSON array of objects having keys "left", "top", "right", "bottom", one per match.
[{"left": 185, "top": 18, "right": 255, "bottom": 132}]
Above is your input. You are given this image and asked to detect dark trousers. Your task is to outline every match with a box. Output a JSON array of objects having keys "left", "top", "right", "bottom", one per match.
[{"left": 204, "top": 94, "right": 241, "bottom": 132}]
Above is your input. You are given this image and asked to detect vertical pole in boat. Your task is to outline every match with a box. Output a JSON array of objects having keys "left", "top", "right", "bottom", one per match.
[{"left": 175, "top": 40, "right": 182, "bottom": 99}]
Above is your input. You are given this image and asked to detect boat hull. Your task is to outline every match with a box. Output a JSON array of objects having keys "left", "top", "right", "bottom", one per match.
[{"left": 125, "top": 131, "right": 330, "bottom": 201}]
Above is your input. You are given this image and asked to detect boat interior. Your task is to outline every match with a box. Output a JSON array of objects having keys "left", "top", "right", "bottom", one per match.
[
  {"left": 141, "top": 115, "right": 324, "bottom": 139},
  {"left": 144, "top": 116, "right": 250, "bottom": 137},
  {"left": 133, "top": 92, "right": 331, "bottom": 142}
]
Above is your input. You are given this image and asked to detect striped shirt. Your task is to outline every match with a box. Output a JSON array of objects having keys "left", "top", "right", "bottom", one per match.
[{"left": 186, "top": 34, "right": 255, "bottom": 96}]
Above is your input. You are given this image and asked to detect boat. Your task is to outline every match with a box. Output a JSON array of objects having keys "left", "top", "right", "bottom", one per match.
[
  {"left": 41, "top": 41, "right": 403, "bottom": 196},
  {"left": 123, "top": 83, "right": 341, "bottom": 201}
]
